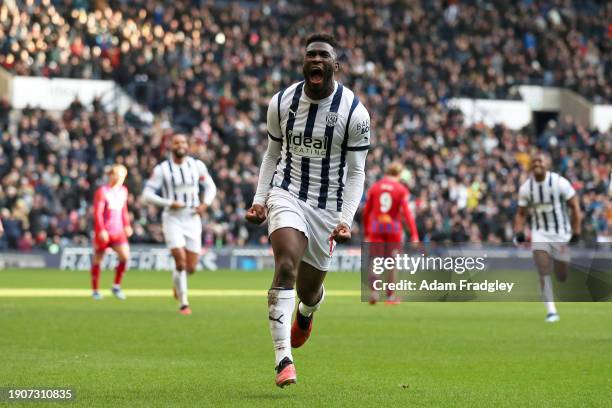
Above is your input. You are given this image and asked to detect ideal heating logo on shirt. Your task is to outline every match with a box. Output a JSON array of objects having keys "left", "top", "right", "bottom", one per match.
[{"left": 288, "top": 130, "right": 328, "bottom": 158}]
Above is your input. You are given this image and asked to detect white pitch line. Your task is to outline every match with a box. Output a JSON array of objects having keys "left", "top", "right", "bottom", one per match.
[{"left": 0, "top": 289, "right": 361, "bottom": 298}]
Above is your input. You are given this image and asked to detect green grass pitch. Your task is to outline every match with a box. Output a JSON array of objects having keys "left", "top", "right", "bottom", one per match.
[{"left": 0, "top": 268, "right": 611, "bottom": 407}]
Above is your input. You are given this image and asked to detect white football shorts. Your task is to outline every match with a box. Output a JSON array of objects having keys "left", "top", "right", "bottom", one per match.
[
  {"left": 531, "top": 229, "right": 571, "bottom": 262},
  {"left": 266, "top": 187, "right": 340, "bottom": 271},
  {"left": 162, "top": 210, "right": 202, "bottom": 253}
]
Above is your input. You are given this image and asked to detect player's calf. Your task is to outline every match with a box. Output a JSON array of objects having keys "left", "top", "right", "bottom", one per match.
[
  {"left": 291, "top": 286, "right": 325, "bottom": 348},
  {"left": 553, "top": 260, "right": 568, "bottom": 282},
  {"left": 185, "top": 249, "right": 199, "bottom": 275}
]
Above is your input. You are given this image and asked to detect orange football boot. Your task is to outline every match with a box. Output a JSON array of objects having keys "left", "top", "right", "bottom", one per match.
[
  {"left": 291, "top": 307, "right": 313, "bottom": 348},
  {"left": 275, "top": 357, "right": 297, "bottom": 388}
]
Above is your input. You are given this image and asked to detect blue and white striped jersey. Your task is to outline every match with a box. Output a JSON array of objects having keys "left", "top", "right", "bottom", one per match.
[
  {"left": 517, "top": 171, "right": 576, "bottom": 236},
  {"left": 144, "top": 156, "right": 216, "bottom": 210},
  {"left": 260, "top": 80, "right": 370, "bottom": 212}
]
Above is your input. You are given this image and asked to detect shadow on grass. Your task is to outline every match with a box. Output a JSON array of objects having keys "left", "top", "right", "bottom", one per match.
[{"left": 241, "top": 392, "right": 294, "bottom": 401}]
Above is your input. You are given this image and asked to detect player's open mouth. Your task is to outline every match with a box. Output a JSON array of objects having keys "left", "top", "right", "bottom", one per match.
[{"left": 309, "top": 66, "right": 324, "bottom": 85}]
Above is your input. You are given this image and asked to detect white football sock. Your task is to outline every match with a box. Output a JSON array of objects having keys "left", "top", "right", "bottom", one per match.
[
  {"left": 172, "top": 269, "right": 181, "bottom": 293},
  {"left": 299, "top": 285, "right": 326, "bottom": 317},
  {"left": 268, "top": 288, "right": 295, "bottom": 366},
  {"left": 173, "top": 269, "right": 188, "bottom": 306},
  {"left": 541, "top": 275, "right": 557, "bottom": 314},
  {"left": 178, "top": 270, "right": 188, "bottom": 306}
]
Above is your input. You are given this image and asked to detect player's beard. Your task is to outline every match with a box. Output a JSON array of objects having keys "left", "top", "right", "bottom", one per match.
[
  {"left": 173, "top": 149, "right": 187, "bottom": 159},
  {"left": 532, "top": 167, "right": 546, "bottom": 180}
]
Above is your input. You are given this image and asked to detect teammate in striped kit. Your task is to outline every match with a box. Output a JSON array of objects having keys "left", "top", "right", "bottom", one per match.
[
  {"left": 142, "top": 133, "right": 217, "bottom": 315},
  {"left": 514, "top": 152, "right": 582, "bottom": 323},
  {"left": 245, "top": 33, "right": 370, "bottom": 387}
]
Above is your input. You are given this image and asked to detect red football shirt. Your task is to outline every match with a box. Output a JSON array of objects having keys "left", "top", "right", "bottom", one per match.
[{"left": 363, "top": 177, "right": 419, "bottom": 243}]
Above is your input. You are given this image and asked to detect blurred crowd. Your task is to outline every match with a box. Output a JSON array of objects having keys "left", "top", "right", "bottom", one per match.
[
  {"left": 0, "top": 0, "right": 610, "bottom": 250},
  {"left": 1, "top": 0, "right": 610, "bottom": 104},
  {"left": 0, "top": 96, "right": 609, "bottom": 250}
]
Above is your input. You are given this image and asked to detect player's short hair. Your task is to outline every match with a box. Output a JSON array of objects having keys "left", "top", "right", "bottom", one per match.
[
  {"left": 109, "top": 164, "right": 128, "bottom": 178},
  {"left": 385, "top": 162, "right": 404, "bottom": 177},
  {"left": 531, "top": 151, "right": 550, "bottom": 164},
  {"left": 306, "top": 33, "right": 337, "bottom": 49},
  {"left": 172, "top": 133, "right": 188, "bottom": 141}
]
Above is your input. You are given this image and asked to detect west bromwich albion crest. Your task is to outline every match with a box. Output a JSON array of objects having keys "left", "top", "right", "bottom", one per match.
[{"left": 326, "top": 112, "right": 338, "bottom": 127}]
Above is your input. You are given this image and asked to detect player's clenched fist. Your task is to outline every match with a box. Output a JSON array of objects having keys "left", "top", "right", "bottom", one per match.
[
  {"left": 245, "top": 204, "right": 267, "bottom": 225},
  {"left": 329, "top": 222, "right": 351, "bottom": 243}
]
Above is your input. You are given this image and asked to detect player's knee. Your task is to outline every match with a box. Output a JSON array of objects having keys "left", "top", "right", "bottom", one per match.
[
  {"left": 186, "top": 266, "right": 196, "bottom": 275},
  {"left": 92, "top": 254, "right": 103, "bottom": 265},
  {"left": 276, "top": 257, "right": 297, "bottom": 281},
  {"left": 174, "top": 259, "right": 186, "bottom": 271}
]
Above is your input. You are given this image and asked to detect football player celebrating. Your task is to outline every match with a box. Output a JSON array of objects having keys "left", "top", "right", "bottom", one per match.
[
  {"left": 514, "top": 152, "right": 582, "bottom": 322},
  {"left": 246, "top": 33, "right": 370, "bottom": 387}
]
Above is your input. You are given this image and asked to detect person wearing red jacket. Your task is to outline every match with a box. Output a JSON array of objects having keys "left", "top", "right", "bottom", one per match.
[
  {"left": 91, "top": 165, "right": 133, "bottom": 300},
  {"left": 363, "top": 162, "right": 419, "bottom": 304}
]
